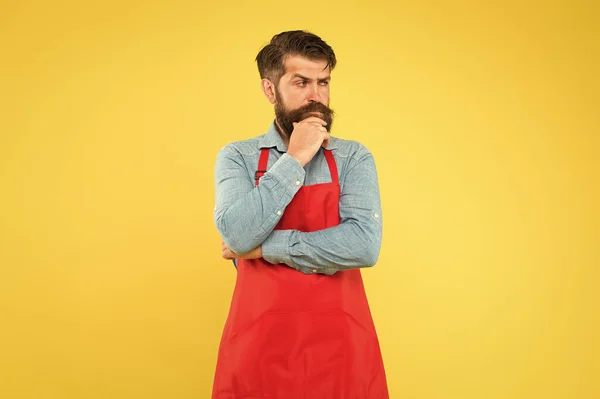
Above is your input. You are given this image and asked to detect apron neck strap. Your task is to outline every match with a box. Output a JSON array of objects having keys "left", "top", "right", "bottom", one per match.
[
  {"left": 323, "top": 149, "right": 339, "bottom": 185},
  {"left": 255, "top": 148, "right": 270, "bottom": 186}
]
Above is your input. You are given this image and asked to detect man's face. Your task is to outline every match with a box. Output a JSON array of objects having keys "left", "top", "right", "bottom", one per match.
[{"left": 273, "top": 55, "right": 334, "bottom": 137}]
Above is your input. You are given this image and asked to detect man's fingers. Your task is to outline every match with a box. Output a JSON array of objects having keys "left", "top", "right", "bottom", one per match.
[
  {"left": 222, "top": 249, "right": 235, "bottom": 260},
  {"left": 300, "top": 121, "right": 327, "bottom": 131},
  {"left": 299, "top": 116, "right": 327, "bottom": 126},
  {"left": 222, "top": 241, "right": 237, "bottom": 260}
]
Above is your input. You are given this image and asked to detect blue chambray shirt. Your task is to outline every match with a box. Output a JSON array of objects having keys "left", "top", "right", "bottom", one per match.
[{"left": 214, "top": 121, "right": 383, "bottom": 275}]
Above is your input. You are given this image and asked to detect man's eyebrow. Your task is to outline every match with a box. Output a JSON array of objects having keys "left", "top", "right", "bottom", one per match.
[{"left": 291, "top": 73, "right": 331, "bottom": 81}]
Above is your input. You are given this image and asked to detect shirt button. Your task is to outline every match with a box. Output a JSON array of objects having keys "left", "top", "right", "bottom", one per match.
[
  {"left": 374, "top": 213, "right": 379, "bottom": 218},
  {"left": 295, "top": 180, "right": 301, "bottom": 186},
  {"left": 277, "top": 210, "right": 282, "bottom": 215}
]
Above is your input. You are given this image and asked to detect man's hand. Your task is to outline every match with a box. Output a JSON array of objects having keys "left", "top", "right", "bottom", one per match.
[
  {"left": 221, "top": 241, "right": 262, "bottom": 260},
  {"left": 287, "top": 116, "right": 330, "bottom": 167}
]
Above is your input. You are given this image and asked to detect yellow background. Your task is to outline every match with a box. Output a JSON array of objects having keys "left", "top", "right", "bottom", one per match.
[{"left": 1, "top": 0, "right": 598, "bottom": 398}]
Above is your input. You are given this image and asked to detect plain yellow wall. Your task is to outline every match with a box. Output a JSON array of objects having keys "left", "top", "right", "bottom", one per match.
[{"left": 1, "top": 0, "right": 598, "bottom": 398}]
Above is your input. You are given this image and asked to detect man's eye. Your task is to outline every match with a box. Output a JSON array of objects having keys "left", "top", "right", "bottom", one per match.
[
  {"left": 297, "top": 81, "right": 307, "bottom": 86},
  {"left": 319, "top": 81, "right": 329, "bottom": 86}
]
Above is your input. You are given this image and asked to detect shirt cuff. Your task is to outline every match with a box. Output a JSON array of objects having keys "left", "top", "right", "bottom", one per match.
[
  {"left": 262, "top": 230, "right": 294, "bottom": 268},
  {"left": 266, "top": 153, "right": 305, "bottom": 195}
]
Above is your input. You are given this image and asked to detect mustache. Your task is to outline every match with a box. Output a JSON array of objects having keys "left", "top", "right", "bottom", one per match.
[{"left": 287, "top": 102, "right": 334, "bottom": 122}]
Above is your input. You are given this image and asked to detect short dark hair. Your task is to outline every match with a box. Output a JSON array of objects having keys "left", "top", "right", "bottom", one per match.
[{"left": 255, "top": 30, "right": 337, "bottom": 85}]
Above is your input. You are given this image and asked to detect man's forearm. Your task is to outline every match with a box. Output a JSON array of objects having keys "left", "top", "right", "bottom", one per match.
[
  {"left": 261, "top": 218, "right": 382, "bottom": 275},
  {"left": 214, "top": 148, "right": 305, "bottom": 254}
]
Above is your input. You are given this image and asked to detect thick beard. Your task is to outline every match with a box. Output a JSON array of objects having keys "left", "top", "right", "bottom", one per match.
[{"left": 274, "top": 92, "right": 334, "bottom": 138}]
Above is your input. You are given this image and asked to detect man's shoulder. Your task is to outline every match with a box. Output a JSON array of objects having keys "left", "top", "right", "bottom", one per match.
[
  {"left": 330, "top": 136, "right": 372, "bottom": 159},
  {"left": 218, "top": 134, "right": 265, "bottom": 157}
]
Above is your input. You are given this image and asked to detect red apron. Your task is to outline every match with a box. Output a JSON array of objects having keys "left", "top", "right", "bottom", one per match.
[{"left": 212, "top": 148, "right": 389, "bottom": 399}]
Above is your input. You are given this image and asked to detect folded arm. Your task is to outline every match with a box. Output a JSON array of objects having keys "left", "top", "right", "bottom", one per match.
[
  {"left": 261, "top": 148, "right": 383, "bottom": 275},
  {"left": 213, "top": 146, "right": 304, "bottom": 255}
]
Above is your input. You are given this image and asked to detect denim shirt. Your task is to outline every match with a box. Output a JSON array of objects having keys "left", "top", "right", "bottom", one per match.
[{"left": 213, "top": 121, "right": 383, "bottom": 275}]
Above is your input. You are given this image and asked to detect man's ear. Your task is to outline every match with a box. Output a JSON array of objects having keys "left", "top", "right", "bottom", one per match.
[{"left": 261, "top": 78, "right": 276, "bottom": 104}]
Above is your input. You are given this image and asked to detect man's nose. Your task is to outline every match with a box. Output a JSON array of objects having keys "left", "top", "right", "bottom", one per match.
[{"left": 307, "top": 85, "right": 321, "bottom": 103}]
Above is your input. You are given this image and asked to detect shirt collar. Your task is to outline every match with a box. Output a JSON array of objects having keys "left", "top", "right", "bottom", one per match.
[{"left": 258, "top": 120, "right": 339, "bottom": 151}]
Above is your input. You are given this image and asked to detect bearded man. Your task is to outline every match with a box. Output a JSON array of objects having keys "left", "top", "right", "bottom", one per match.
[{"left": 212, "top": 30, "right": 389, "bottom": 399}]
